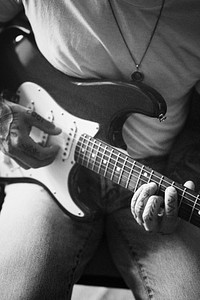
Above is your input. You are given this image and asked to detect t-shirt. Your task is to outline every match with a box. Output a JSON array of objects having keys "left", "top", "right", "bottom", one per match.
[{"left": 1, "top": 0, "right": 200, "bottom": 159}]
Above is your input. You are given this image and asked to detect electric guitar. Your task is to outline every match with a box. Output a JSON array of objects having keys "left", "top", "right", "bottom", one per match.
[{"left": 0, "top": 27, "right": 200, "bottom": 226}]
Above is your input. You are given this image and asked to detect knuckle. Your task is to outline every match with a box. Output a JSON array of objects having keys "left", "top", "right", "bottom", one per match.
[
  {"left": 141, "top": 188, "right": 151, "bottom": 199},
  {"left": 31, "top": 111, "right": 44, "bottom": 122},
  {"left": 136, "top": 186, "right": 149, "bottom": 202},
  {"left": 149, "top": 194, "right": 160, "bottom": 202},
  {"left": 143, "top": 196, "right": 161, "bottom": 222},
  {"left": 135, "top": 200, "right": 145, "bottom": 216},
  {"left": 142, "top": 182, "right": 157, "bottom": 197},
  {"left": 143, "top": 206, "right": 155, "bottom": 223}
]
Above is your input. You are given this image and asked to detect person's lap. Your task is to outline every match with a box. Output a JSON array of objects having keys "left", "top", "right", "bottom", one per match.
[
  {"left": 106, "top": 207, "right": 200, "bottom": 300},
  {"left": 0, "top": 183, "right": 103, "bottom": 299},
  {"left": 1, "top": 150, "right": 200, "bottom": 300}
]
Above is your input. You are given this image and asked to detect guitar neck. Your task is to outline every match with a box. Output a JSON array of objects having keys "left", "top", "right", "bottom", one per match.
[{"left": 75, "top": 134, "right": 200, "bottom": 228}]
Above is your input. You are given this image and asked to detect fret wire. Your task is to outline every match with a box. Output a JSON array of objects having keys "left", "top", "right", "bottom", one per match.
[
  {"left": 125, "top": 160, "right": 136, "bottom": 189},
  {"left": 93, "top": 140, "right": 101, "bottom": 174},
  {"left": 188, "top": 194, "right": 200, "bottom": 223},
  {"left": 147, "top": 169, "right": 154, "bottom": 184},
  {"left": 157, "top": 174, "right": 164, "bottom": 190},
  {"left": 110, "top": 151, "right": 120, "bottom": 181},
  {"left": 178, "top": 187, "right": 187, "bottom": 210},
  {"left": 117, "top": 151, "right": 130, "bottom": 185},
  {"left": 90, "top": 139, "right": 98, "bottom": 171},
  {"left": 134, "top": 165, "right": 145, "bottom": 193},
  {"left": 117, "top": 154, "right": 127, "bottom": 185},
  {"left": 103, "top": 145, "right": 110, "bottom": 177},
  {"left": 85, "top": 136, "right": 93, "bottom": 169},
  {"left": 75, "top": 136, "right": 200, "bottom": 210},
  {"left": 79, "top": 135, "right": 87, "bottom": 165},
  {"left": 104, "top": 148, "right": 114, "bottom": 179},
  {"left": 83, "top": 135, "right": 90, "bottom": 167},
  {"left": 83, "top": 135, "right": 89, "bottom": 167},
  {"left": 75, "top": 135, "right": 82, "bottom": 163},
  {"left": 97, "top": 142, "right": 106, "bottom": 174}
]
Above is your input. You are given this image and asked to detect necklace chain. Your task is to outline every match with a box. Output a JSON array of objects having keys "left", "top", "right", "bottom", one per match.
[{"left": 108, "top": 0, "right": 166, "bottom": 82}]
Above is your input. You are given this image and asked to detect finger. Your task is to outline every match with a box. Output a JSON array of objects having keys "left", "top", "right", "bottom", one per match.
[
  {"left": 7, "top": 134, "right": 60, "bottom": 168},
  {"left": 131, "top": 184, "right": 145, "bottom": 218},
  {"left": 10, "top": 155, "right": 30, "bottom": 170},
  {"left": 164, "top": 186, "right": 178, "bottom": 217},
  {"left": 161, "top": 186, "right": 178, "bottom": 234},
  {"left": 0, "top": 143, "right": 30, "bottom": 170},
  {"left": 12, "top": 133, "right": 60, "bottom": 160},
  {"left": 184, "top": 180, "right": 195, "bottom": 190},
  {"left": 14, "top": 151, "right": 58, "bottom": 169},
  {"left": 131, "top": 182, "right": 157, "bottom": 225},
  {"left": 142, "top": 195, "right": 163, "bottom": 232},
  {"left": 25, "top": 110, "right": 62, "bottom": 135},
  {"left": 11, "top": 142, "right": 60, "bottom": 169}
]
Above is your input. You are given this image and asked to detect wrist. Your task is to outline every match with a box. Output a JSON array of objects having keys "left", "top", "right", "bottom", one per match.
[
  {"left": 0, "top": 89, "right": 19, "bottom": 104},
  {"left": 0, "top": 95, "right": 13, "bottom": 140}
]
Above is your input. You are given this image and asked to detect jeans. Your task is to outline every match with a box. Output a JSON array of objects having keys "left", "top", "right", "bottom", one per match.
[{"left": 0, "top": 152, "right": 200, "bottom": 299}]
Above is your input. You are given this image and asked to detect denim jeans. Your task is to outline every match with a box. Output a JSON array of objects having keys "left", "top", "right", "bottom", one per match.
[{"left": 1, "top": 152, "right": 200, "bottom": 299}]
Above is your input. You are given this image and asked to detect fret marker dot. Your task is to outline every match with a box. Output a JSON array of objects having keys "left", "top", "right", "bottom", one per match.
[
  {"left": 116, "top": 167, "right": 121, "bottom": 172},
  {"left": 198, "top": 211, "right": 200, "bottom": 216},
  {"left": 92, "top": 154, "right": 95, "bottom": 158},
  {"left": 143, "top": 172, "right": 148, "bottom": 177},
  {"left": 103, "top": 159, "right": 107, "bottom": 164}
]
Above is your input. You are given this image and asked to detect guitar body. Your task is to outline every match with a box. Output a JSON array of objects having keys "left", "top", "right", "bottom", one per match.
[
  {"left": 0, "top": 82, "right": 101, "bottom": 218},
  {"left": 0, "top": 27, "right": 167, "bottom": 149},
  {"left": 0, "top": 27, "right": 167, "bottom": 220}
]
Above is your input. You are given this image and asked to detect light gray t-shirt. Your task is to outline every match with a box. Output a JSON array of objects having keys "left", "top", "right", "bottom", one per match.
[{"left": 1, "top": 0, "right": 200, "bottom": 159}]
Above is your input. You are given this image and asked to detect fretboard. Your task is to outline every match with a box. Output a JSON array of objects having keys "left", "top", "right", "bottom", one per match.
[{"left": 75, "top": 134, "right": 200, "bottom": 228}]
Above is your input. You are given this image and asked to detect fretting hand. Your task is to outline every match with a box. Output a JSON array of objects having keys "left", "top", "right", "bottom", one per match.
[
  {"left": 0, "top": 98, "right": 61, "bottom": 169},
  {"left": 131, "top": 180, "right": 195, "bottom": 234}
]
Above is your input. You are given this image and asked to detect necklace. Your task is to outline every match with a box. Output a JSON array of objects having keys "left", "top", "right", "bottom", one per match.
[{"left": 108, "top": 0, "right": 165, "bottom": 82}]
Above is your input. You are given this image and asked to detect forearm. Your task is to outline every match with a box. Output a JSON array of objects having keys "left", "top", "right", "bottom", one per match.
[{"left": 0, "top": 94, "right": 13, "bottom": 145}]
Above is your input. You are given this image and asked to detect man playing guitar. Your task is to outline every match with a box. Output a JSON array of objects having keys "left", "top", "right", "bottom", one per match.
[{"left": 0, "top": 1, "right": 200, "bottom": 299}]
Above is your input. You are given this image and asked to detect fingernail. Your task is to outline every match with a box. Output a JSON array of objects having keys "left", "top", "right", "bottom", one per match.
[{"left": 55, "top": 127, "right": 62, "bottom": 134}]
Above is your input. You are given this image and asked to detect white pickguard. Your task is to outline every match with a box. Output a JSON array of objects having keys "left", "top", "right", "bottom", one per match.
[{"left": 0, "top": 82, "right": 99, "bottom": 218}]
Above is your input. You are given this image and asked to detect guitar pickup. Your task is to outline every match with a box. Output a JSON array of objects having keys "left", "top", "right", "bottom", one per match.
[{"left": 60, "top": 122, "right": 77, "bottom": 162}]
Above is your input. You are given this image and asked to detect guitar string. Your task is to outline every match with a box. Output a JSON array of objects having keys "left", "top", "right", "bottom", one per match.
[
  {"left": 77, "top": 157, "right": 200, "bottom": 222},
  {"left": 54, "top": 134, "right": 200, "bottom": 211},
  {"left": 75, "top": 139, "right": 200, "bottom": 210},
  {"left": 76, "top": 136, "right": 199, "bottom": 201},
  {"left": 76, "top": 150, "right": 200, "bottom": 218},
  {"left": 76, "top": 149, "right": 200, "bottom": 202}
]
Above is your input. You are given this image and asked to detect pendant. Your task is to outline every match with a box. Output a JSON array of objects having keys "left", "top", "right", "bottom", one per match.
[{"left": 131, "top": 71, "right": 144, "bottom": 82}]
